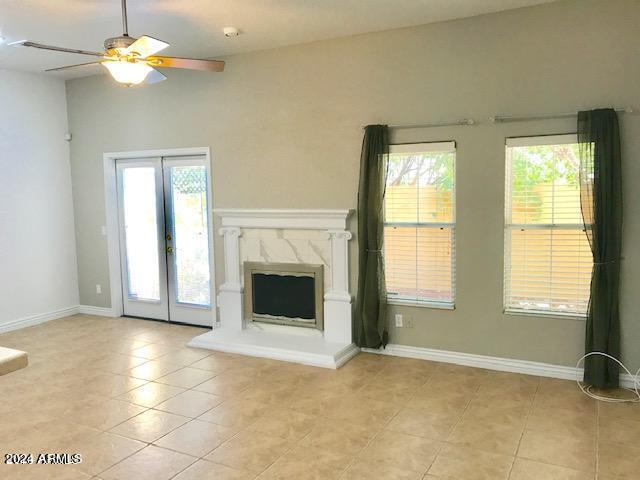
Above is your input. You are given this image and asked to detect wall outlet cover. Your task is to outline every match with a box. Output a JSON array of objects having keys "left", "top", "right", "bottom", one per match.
[{"left": 394, "top": 313, "right": 403, "bottom": 328}]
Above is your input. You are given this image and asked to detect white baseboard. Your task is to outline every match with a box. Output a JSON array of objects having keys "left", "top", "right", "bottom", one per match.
[
  {"left": 0, "top": 306, "right": 79, "bottom": 335},
  {"left": 78, "top": 305, "right": 118, "bottom": 317},
  {"left": 362, "top": 343, "right": 638, "bottom": 389}
]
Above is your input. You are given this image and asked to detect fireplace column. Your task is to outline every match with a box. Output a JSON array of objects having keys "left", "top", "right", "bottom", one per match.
[
  {"left": 324, "top": 229, "right": 353, "bottom": 343},
  {"left": 218, "top": 226, "right": 244, "bottom": 330}
]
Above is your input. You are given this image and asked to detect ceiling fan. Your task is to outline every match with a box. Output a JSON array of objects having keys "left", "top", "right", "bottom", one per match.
[{"left": 11, "top": 0, "right": 225, "bottom": 86}]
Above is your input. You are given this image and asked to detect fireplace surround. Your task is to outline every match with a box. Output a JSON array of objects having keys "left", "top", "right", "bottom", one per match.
[{"left": 188, "top": 209, "right": 358, "bottom": 368}]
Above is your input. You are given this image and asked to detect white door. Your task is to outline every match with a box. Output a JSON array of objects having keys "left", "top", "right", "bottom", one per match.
[{"left": 116, "top": 155, "right": 213, "bottom": 326}]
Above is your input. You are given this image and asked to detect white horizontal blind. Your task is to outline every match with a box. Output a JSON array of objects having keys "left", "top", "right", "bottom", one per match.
[
  {"left": 384, "top": 142, "right": 456, "bottom": 307},
  {"left": 504, "top": 135, "right": 593, "bottom": 316}
]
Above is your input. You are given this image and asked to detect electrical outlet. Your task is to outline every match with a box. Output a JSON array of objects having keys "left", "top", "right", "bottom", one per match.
[
  {"left": 96, "top": 284, "right": 102, "bottom": 294},
  {"left": 394, "top": 313, "right": 403, "bottom": 328},
  {"left": 404, "top": 316, "right": 414, "bottom": 328},
  {"left": 101, "top": 226, "right": 107, "bottom": 236}
]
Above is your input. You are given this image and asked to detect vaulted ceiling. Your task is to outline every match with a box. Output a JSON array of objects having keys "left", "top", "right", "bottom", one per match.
[{"left": 0, "top": 0, "right": 558, "bottom": 78}]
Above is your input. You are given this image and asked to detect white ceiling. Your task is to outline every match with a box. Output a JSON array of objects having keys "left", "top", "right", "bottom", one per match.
[{"left": 0, "top": 0, "right": 558, "bottom": 79}]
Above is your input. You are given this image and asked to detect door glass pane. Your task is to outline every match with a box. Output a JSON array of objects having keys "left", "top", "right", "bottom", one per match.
[
  {"left": 122, "top": 167, "right": 160, "bottom": 300},
  {"left": 171, "top": 166, "right": 211, "bottom": 306}
]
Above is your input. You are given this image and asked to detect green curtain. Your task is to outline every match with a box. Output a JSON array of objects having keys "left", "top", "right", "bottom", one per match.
[
  {"left": 578, "top": 109, "right": 623, "bottom": 389},
  {"left": 355, "top": 125, "right": 389, "bottom": 348}
]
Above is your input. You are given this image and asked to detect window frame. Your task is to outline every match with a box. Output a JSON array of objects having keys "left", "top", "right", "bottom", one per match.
[
  {"left": 503, "top": 133, "right": 591, "bottom": 319},
  {"left": 383, "top": 141, "right": 456, "bottom": 310}
]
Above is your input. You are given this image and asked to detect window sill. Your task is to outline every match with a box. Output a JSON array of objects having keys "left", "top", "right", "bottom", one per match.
[
  {"left": 387, "top": 298, "right": 455, "bottom": 310},
  {"left": 504, "top": 308, "right": 586, "bottom": 321}
]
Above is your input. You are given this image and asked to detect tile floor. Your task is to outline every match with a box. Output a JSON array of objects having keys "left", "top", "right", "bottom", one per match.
[{"left": 0, "top": 314, "right": 638, "bottom": 479}]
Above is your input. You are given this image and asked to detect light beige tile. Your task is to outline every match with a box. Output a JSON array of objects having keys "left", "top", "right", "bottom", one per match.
[
  {"left": 386, "top": 407, "right": 458, "bottom": 440},
  {"left": 83, "top": 374, "right": 148, "bottom": 397},
  {"left": 599, "top": 400, "right": 640, "bottom": 422},
  {"left": 246, "top": 408, "right": 317, "bottom": 441},
  {"left": 131, "top": 344, "right": 178, "bottom": 360},
  {"left": 156, "top": 367, "right": 216, "bottom": 388},
  {"left": 173, "top": 460, "right": 251, "bottom": 480},
  {"left": 91, "top": 354, "right": 149, "bottom": 374},
  {"left": 598, "top": 441, "right": 640, "bottom": 478},
  {"left": 155, "top": 389, "right": 224, "bottom": 417},
  {"left": 462, "top": 402, "right": 530, "bottom": 428},
  {"left": 518, "top": 428, "right": 595, "bottom": 473},
  {"left": 72, "top": 399, "right": 148, "bottom": 430},
  {"left": 109, "top": 409, "right": 190, "bottom": 443},
  {"left": 300, "top": 418, "right": 378, "bottom": 456},
  {"left": 101, "top": 445, "right": 196, "bottom": 480},
  {"left": 598, "top": 417, "right": 640, "bottom": 445},
  {"left": 193, "top": 371, "right": 254, "bottom": 396},
  {"left": 428, "top": 443, "right": 514, "bottom": 480},
  {"left": 117, "top": 381, "right": 185, "bottom": 408},
  {"left": 154, "top": 420, "right": 238, "bottom": 457},
  {"left": 357, "top": 378, "right": 420, "bottom": 404},
  {"left": 197, "top": 398, "right": 273, "bottom": 428},
  {"left": 128, "top": 360, "right": 182, "bottom": 381},
  {"left": 359, "top": 430, "right": 441, "bottom": 473},
  {"left": 257, "top": 445, "right": 350, "bottom": 480},
  {"left": 70, "top": 431, "right": 146, "bottom": 476},
  {"left": 407, "top": 385, "right": 470, "bottom": 416},
  {"left": 190, "top": 354, "right": 239, "bottom": 373},
  {"left": 325, "top": 393, "right": 399, "bottom": 425},
  {"left": 448, "top": 417, "right": 524, "bottom": 455},
  {"left": 156, "top": 349, "right": 212, "bottom": 366},
  {"left": 341, "top": 458, "right": 423, "bottom": 480},
  {"left": 239, "top": 382, "right": 298, "bottom": 406},
  {"left": 527, "top": 404, "right": 597, "bottom": 437},
  {"left": 510, "top": 458, "right": 594, "bottom": 480},
  {"left": 206, "top": 430, "right": 292, "bottom": 474},
  {"left": 535, "top": 380, "right": 597, "bottom": 414}
]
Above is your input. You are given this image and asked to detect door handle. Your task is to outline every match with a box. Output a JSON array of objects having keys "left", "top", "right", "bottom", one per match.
[{"left": 167, "top": 246, "right": 174, "bottom": 254}]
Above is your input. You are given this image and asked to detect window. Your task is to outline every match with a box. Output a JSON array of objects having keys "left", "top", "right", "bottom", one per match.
[
  {"left": 504, "top": 134, "right": 593, "bottom": 317},
  {"left": 383, "top": 142, "right": 456, "bottom": 308}
]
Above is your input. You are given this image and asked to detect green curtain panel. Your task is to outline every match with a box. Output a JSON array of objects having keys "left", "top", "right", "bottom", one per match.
[
  {"left": 355, "top": 125, "right": 389, "bottom": 348},
  {"left": 578, "top": 109, "right": 623, "bottom": 389}
]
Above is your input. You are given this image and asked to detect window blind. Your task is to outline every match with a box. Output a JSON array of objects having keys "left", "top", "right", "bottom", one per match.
[
  {"left": 504, "top": 135, "right": 593, "bottom": 316},
  {"left": 384, "top": 142, "right": 456, "bottom": 307}
]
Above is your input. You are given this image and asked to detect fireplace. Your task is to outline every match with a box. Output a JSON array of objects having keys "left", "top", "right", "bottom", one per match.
[{"left": 243, "top": 262, "right": 324, "bottom": 330}]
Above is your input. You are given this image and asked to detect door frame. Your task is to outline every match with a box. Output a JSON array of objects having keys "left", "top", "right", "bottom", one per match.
[{"left": 103, "top": 147, "right": 217, "bottom": 325}]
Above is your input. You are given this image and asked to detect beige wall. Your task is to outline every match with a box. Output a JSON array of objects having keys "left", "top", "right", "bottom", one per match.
[
  {"left": 65, "top": 0, "right": 640, "bottom": 370},
  {"left": 0, "top": 69, "right": 79, "bottom": 327}
]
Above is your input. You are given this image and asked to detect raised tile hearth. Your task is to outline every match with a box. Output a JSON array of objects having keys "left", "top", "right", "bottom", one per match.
[{"left": 188, "top": 209, "right": 358, "bottom": 368}]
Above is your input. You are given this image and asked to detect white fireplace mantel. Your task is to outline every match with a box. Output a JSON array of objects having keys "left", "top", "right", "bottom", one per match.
[
  {"left": 215, "top": 208, "right": 352, "bottom": 230},
  {"left": 188, "top": 208, "right": 359, "bottom": 369}
]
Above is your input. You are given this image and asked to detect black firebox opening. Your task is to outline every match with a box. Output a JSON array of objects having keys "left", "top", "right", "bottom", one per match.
[{"left": 252, "top": 273, "right": 315, "bottom": 320}]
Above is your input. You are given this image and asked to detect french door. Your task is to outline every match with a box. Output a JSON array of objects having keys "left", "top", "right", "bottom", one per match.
[{"left": 116, "top": 155, "right": 213, "bottom": 326}]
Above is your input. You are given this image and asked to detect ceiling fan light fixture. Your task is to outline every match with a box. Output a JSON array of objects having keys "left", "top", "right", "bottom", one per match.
[{"left": 102, "top": 59, "right": 152, "bottom": 86}]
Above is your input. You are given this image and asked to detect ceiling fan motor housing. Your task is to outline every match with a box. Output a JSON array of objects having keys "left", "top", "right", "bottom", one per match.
[{"left": 104, "top": 35, "right": 136, "bottom": 55}]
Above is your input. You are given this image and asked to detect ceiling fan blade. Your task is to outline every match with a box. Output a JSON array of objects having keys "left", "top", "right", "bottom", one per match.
[
  {"left": 127, "top": 35, "right": 169, "bottom": 58},
  {"left": 145, "top": 68, "right": 167, "bottom": 84},
  {"left": 9, "top": 40, "right": 104, "bottom": 57},
  {"left": 45, "top": 61, "right": 103, "bottom": 72},
  {"left": 147, "top": 56, "right": 225, "bottom": 72}
]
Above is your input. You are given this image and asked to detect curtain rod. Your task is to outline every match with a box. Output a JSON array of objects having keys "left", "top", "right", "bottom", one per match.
[
  {"left": 362, "top": 118, "right": 475, "bottom": 130},
  {"left": 490, "top": 107, "right": 633, "bottom": 123}
]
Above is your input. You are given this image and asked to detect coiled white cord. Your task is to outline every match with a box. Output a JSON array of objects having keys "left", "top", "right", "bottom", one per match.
[{"left": 576, "top": 352, "right": 640, "bottom": 403}]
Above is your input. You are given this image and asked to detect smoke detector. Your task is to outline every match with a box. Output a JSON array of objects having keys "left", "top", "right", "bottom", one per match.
[{"left": 223, "top": 27, "right": 240, "bottom": 38}]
